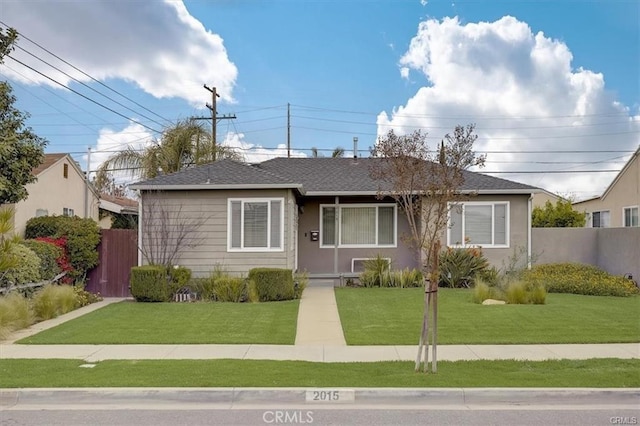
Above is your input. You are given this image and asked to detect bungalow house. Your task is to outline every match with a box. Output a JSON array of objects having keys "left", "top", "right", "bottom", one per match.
[
  {"left": 573, "top": 147, "right": 639, "bottom": 228},
  {"left": 130, "top": 158, "right": 538, "bottom": 278},
  {"left": 2, "top": 153, "right": 99, "bottom": 237}
]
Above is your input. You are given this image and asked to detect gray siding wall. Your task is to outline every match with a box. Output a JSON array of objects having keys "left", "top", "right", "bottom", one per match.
[
  {"left": 533, "top": 227, "right": 639, "bottom": 280},
  {"left": 140, "top": 189, "right": 296, "bottom": 277}
]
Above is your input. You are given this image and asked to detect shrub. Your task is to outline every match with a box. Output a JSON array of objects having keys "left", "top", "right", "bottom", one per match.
[
  {"left": 1, "top": 244, "right": 41, "bottom": 287},
  {"left": 360, "top": 255, "right": 391, "bottom": 287},
  {"left": 387, "top": 268, "right": 423, "bottom": 288},
  {"left": 25, "top": 215, "right": 101, "bottom": 280},
  {"left": 294, "top": 271, "right": 309, "bottom": 299},
  {"left": 73, "top": 285, "right": 102, "bottom": 307},
  {"left": 31, "top": 284, "right": 79, "bottom": 321},
  {"left": 188, "top": 277, "right": 214, "bottom": 301},
  {"left": 130, "top": 265, "right": 170, "bottom": 302},
  {"left": 505, "top": 281, "right": 546, "bottom": 305},
  {"left": 248, "top": 268, "right": 294, "bottom": 302},
  {"left": 33, "top": 237, "right": 74, "bottom": 282},
  {"left": 22, "top": 239, "right": 63, "bottom": 280},
  {"left": 0, "top": 292, "right": 34, "bottom": 340},
  {"left": 522, "top": 263, "right": 639, "bottom": 297},
  {"left": 213, "top": 276, "right": 248, "bottom": 302},
  {"left": 439, "top": 247, "right": 489, "bottom": 288},
  {"left": 167, "top": 265, "right": 192, "bottom": 297}
]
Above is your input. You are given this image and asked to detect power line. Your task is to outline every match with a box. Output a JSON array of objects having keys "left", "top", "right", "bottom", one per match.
[
  {"left": 6, "top": 54, "right": 162, "bottom": 134},
  {"left": 0, "top": 20, "right": 173, "bottom": 125},
  {"left": 13, "top": 44, "right": 169, "bottom": 129}
]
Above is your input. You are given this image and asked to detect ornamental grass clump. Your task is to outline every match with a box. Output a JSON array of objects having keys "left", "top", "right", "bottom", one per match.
[
  {"left": 523, "top": 263, "right": 639, "bottom": 297},
  {"left": 31, "top": 284, "right": 78, "bottom": 321},
  {"left": 0, "top": 292, "right": 34, "bottom": 340}
]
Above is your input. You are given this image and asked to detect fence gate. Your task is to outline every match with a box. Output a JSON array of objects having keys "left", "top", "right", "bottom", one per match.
[{"left": 86, "top": 229, "right": 137, "bottom": 297}]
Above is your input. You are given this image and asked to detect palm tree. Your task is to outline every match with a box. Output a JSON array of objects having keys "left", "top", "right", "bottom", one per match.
[
  {"left": 331, "top": 147, "right": 345, "bottom": 158},
  {"left": 96, "top": 119, "right": 242, "bottom": 182}
]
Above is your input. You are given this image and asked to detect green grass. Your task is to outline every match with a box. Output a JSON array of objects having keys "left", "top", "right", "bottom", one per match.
[
  {"left": 0, "top": 358, "right": 637, "bottom": 388},
  {"left": 18, "top": 300, "right": 299, "bottom": 345},
  {"left": 336, "top": 288, "right": 640, "bottom": 345}
]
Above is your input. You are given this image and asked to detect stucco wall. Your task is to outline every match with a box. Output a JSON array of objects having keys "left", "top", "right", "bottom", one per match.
[
  {"left": 298, "top": 194, "right": 531, "bottom": 275},
  {"left": 532, "top": 227, "right": 639, "bottom": 280},
  {"left": 297, "top": 197, "right": 419, "bottom": 274},
  {"left": 10, "top": 158, "right": 99, "bottom": 236},
  {"left": 140, "top": 189, "right": 296, "bottom": 277}
]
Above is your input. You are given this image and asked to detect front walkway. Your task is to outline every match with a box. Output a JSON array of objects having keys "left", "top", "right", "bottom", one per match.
[{"left": 295, "top": 281, "right": 346, "bottom": 346}]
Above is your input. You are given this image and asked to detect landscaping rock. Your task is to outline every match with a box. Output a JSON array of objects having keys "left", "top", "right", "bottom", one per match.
[{"left": 482, "top": 299, "right": 506, "bottom": 305}]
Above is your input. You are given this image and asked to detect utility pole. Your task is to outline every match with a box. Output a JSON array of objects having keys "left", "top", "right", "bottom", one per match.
[
  {"left": 194, "top": 85, "right": 236, "bottom": 162},
  {"left": 287, "top": 103, "right": 291, "bottom": 158}
]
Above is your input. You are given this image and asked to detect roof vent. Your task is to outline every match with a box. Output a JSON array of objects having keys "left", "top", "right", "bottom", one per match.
[{"left": 353, "top": 137, "right": 358, "bottom": 160}]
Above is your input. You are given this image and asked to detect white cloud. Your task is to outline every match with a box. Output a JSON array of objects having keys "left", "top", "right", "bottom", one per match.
[
  {"left": 1, "top": 0, "right": 237, "bottom": 105},
  {"left": 221, "top": 132, "right": 307, "bottom": 163},
  {"left": 87, "top": 121, "right": 154, "bottom": 182},
  {"left": 380, "top": 16, "right": 640, "bottom": 199}
]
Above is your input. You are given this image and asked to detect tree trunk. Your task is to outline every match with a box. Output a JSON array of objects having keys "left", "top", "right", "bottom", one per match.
[{"left": 415, "top": 277, "right": 429, "bottom": 372}]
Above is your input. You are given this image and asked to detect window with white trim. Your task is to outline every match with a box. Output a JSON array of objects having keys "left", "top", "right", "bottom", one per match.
[
  {"left": 448, "top": 202, "right": 509, "bottom": 247},
  {"left": 623, "top": 206, "right": 639, "bottom": 227},
  {"left": 590, "top": 210, "right": 610, "bottom": 228},
  {"left": 320, "top": 204, "right": 396, "bottom": 248},
  {"left": 228, "top": 198, "right": 283, "bottom": 251},
  {"left": 63, "top": 207, "right": 74, "bottom": 217}
]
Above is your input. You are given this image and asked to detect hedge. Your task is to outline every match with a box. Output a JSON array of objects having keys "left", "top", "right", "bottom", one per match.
[
  {"left": 130, "top": 265, "right": 169, "bottom": 302},
  {"left": 248, "top": 268, "right": 294, "bottom": 302}
]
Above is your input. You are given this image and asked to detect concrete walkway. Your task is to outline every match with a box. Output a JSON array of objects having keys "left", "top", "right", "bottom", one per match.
[{"left": 295, "top": 281, "right": 346, "bottom": 346}]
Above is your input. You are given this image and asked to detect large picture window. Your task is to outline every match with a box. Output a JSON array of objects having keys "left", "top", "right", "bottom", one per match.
[
  {"left": 320, "top": 204, "right": 396, "bottom": 248},
  {"left": 448, "top": 202, "right": 509, "bottom": 248},
  {"left": 228, "top": 198, "right": 283, "bottom": 251}
]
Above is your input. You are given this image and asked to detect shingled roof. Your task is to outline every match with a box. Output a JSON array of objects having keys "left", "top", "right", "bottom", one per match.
[
  {"left": 129, "top": 159, "right": 303, "bottom": 192},
  {"left": 32, "top": 153, "right": 67, "bottom": 176},
  {"left": 130, "top": 157, "right": 537, "bottom": 195}
]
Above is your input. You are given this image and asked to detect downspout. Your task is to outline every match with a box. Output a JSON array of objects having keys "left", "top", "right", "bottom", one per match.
[
  {"left": 527, "top": 193, "right": 533, "bottom": 269},
  {"left": 334, "top": 196, "right": 339, "bottom": 275}
]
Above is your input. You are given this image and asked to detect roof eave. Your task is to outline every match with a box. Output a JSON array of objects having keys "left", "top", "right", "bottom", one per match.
[
  {"left": 130, "top": 183, "right": 305, "bottom": 195},
  {"left": 304, "top": 189, "right": 537, "bottom": 197}
]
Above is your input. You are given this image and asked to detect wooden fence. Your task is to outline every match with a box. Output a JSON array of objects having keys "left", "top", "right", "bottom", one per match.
[{"left": 86, "top": 229, "right": 138, "bottom": 297}]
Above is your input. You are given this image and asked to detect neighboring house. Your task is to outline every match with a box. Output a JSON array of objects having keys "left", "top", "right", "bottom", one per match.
[
  {"left": 532, "top": 189, "right": 562, "bottom": 209},
  {"left": 98, "top": 194, "right": 138, "bottom": 229},
  {"left": 130, "top": 158, "right": 538, "bottom": 277},
  {"left": 2, "top": 153, "right": 99, "bottom": 237},
  {"left": 573, "top": 147, "right": 640, "bottom": 228}
]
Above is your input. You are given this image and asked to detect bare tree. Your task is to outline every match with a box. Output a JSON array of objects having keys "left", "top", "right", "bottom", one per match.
[
  {"left": 139, "top": 195, "right": 205, "bottom": 266},
  {"left": 370, "top": 125, "right": 485, "bottom": 373}
]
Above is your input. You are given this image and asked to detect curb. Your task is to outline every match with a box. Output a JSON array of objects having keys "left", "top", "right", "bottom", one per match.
[{"left": 2, "top": 388, "right": 638, "bottom": 409}]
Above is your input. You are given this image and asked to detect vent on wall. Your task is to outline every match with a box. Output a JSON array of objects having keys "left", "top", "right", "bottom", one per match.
[
  {"left": 63, "top": 163, "right": 69, "bottom": 179},
  {"left": 351, "top": 257, "right": 391, "bottom": 273}
]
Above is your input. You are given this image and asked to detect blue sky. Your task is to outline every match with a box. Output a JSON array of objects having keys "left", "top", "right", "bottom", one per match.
[{"left": 1, "top": 0, "right": 638, "bottom": 199}]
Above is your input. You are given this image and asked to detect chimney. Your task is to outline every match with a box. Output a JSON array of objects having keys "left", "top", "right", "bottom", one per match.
[{"left": 353, "top": 137, "right": 358, "bottom": 159}]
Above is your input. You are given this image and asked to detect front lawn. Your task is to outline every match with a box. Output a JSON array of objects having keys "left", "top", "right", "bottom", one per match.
[
  {"left": 18, "top": 300, "right": 299, "bottom": 345},
  {"left": 0, "top": 358, "right": 637, "bottom": 388},
  {"left": 336, "top": 288, "right": 640, "bottom": 345}
]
